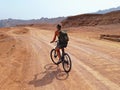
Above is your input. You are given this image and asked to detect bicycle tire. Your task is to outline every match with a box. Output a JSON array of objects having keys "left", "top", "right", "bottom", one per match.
[
  {"left": 50, "top": 49, "right": 59, "bottom": 65},
  {"left": 62, "top": 53, "right": 72, "bottom": 73}
]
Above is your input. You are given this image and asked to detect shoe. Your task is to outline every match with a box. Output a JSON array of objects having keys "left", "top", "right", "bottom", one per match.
[
  {"left": 54, "top": 54, "right": 57, "bottom": 58},
  {"left": 64, "top": 60, "right": 69, "bottom": 65}
]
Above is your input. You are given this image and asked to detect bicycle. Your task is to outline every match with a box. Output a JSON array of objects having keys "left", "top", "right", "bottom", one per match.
[{"left": 50, "top": 41, "right": 72, "bottom": 73}]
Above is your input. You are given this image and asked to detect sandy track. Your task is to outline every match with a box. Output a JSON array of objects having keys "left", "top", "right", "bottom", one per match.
[{"left": 0, "top": 27, "right": 120, "bottom": 90}]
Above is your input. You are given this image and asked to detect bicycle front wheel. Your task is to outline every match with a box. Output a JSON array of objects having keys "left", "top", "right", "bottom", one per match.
[
  {"left": 62, "top": 53, "right": 72, "bottom": 73},
  {"left": 50, "top": 49, "right": 59, "bottom": 65}
]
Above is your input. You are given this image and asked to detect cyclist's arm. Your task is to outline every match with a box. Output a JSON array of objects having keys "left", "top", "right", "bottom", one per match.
[{"left": 51, "top": 31, "right": 57, "bottom": 43}]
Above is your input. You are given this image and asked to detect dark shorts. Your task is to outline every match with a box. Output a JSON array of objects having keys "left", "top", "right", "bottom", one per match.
[{"left": 56, "top": 42, "right": 67, "bottom": 49}]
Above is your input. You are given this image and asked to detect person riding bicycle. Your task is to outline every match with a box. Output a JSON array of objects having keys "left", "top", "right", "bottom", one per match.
[{"left": 50, "top": 24, "right": 68, "bottom": 64}]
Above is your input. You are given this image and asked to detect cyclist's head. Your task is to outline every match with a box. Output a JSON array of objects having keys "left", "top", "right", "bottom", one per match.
[{"left": 56, "top": 24, "right": 61, "bottom": 30}]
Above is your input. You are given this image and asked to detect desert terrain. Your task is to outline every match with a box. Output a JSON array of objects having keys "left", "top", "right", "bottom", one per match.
[{"left": 0, "top": 24, "right": 120, "bottom": 90}]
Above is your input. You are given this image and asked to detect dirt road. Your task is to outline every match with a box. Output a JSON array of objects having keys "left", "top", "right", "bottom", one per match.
[{"left": 0, "top": 27, "right": 120, "bottom": 90}]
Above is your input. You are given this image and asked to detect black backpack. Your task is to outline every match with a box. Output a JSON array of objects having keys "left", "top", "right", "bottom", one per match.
[{"left": 58, "top": 30, "right": 69, "bottom": 46}]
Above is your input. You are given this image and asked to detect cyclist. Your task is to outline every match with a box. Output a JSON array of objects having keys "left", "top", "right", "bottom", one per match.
[{"left": 50, "top": 24, "right": 65, "bottom": 64}]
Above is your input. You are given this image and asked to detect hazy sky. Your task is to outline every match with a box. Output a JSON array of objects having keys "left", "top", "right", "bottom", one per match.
[{"left": 0, "top": 0, "right": 120, "bottom": 20}]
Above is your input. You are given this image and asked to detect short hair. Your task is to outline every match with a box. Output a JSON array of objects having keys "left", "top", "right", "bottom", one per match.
[{"left": 57, "top": 24, "right": 61, "bottom": 29}]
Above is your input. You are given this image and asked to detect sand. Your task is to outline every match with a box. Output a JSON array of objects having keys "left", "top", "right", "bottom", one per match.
[{"left": 0, "top": 25, "right": 120, "bottom": 90}]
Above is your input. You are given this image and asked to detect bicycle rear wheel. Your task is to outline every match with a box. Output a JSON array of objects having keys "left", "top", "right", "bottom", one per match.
[
  {"left": 62, "top": 53, "right": 72, "bottom": 73},
  {"left": 50, "top": 49, "right": 59, "bottom": 65}
]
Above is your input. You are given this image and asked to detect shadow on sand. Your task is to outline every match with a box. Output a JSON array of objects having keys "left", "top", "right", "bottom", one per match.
[{"left": 28, "top": 63, "right": 69, "bottom": 87}]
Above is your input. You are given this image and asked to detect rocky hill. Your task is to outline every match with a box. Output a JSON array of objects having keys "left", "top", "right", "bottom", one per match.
[
  {"left": 61, "top": 10, "right": 120, "bottom": 27},
  {"left": 95, "top": 6, "right": 120, "bottom": 14},
  {"left": 0, "top": 17, "right": 66, "bottom": 27}
]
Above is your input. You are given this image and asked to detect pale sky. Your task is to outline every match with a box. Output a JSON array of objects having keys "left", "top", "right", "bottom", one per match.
[{"left": 0, "top": 0, "right": 120, "bottom": 20}]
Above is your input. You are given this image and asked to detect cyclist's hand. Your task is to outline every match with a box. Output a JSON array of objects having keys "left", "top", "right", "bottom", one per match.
[{"left": 50, "top": 41, "right": 54, "bottom": 43}]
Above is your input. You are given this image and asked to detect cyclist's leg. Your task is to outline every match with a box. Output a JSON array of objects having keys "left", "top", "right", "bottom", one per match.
[
  {"left": 55, "top": 47, "right": 61, "bottom": 60},
  {"left": 55, "top": 41, "right": 61, "bottom": 60}
]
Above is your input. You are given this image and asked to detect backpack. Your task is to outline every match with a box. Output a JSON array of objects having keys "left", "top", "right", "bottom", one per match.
[{"left": 58, "top": 30, "right": 69, "bottom": 47}]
